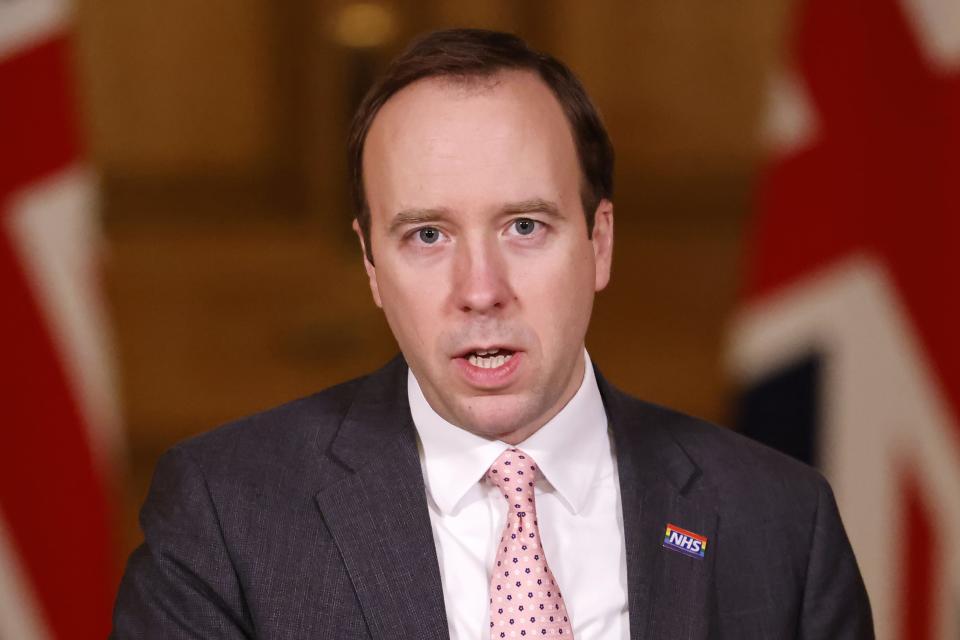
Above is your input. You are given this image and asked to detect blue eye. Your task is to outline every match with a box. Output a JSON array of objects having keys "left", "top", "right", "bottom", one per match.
[
  {"left": 514, "top": 218, "right": 536, "bottom": 235},
  {"left": 418, "top": 227, "right": 441, "bottom": 244}
]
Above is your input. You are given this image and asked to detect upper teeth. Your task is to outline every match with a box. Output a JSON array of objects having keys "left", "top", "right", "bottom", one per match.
[{"left": 468, "top": 352, "right": 513, "bottom": 369}]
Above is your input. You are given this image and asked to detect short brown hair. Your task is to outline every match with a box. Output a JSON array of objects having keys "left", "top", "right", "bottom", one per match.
[{"left": 348, "top": 28, "right": 614, "bottom": 263}]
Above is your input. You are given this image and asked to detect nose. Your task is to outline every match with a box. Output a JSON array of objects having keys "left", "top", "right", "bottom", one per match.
[{"left": 451, "top": 235, "right": 514, "bottom": 314}]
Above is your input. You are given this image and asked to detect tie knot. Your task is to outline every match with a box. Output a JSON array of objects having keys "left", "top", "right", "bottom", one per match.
[{"left": 486, "top": 448, "right": 539, "bottom": 514}]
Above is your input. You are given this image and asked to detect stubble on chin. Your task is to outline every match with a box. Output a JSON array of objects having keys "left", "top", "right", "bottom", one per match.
[{"left": 444, "top": 388, "right": 554, "bottom": 443}]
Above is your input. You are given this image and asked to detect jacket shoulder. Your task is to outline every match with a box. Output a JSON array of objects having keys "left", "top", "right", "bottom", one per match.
[
  {"left": 169, "top": 373, "right": 367, "bottom": 473},
  {"left": 618, "top": 393, "right": 829, "bottom": 518}
]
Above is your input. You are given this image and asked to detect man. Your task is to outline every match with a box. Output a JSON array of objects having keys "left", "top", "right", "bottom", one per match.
[{"left": 112, "top": 29, "right": 873, "bottom": 639}]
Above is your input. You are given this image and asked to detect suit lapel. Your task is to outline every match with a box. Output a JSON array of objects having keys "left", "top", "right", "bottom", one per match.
[
  {"left": 314, "top": 357, "right": 449, "bottom": 640},
  {"left": 599, "top": 371, "right": 718, "bottom": 640}
]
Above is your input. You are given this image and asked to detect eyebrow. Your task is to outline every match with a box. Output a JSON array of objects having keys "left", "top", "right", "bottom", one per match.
[
  {"left": 387, "top": 198, "right": 563, "bottom": 235},
  {"left": 388, "top": 208, "right": 451, "bottom": 235},
  {"left": 501, "top": 198, "right": 562, "bottom": 218}
]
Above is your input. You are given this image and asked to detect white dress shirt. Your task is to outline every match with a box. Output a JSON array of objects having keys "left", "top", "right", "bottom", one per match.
[{"left": 408, "top": 351, "right": 629, "bottom": 640}]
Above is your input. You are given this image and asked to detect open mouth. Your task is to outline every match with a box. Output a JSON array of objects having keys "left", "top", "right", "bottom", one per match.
[{"left": 464, "top": 348, "right": 516, "bottom": 369}]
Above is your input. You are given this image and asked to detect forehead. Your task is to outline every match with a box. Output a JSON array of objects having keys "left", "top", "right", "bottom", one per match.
[{"left": 362, "top": 70, "right": 581, "bottom": 220}]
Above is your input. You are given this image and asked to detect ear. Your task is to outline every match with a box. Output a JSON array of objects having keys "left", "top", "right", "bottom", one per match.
[
  {"left": 352, "top": 219, "right": 383, "bottom": 308},
  {"left": 591, "top": 199, "right": 614, "bottom": 292}
]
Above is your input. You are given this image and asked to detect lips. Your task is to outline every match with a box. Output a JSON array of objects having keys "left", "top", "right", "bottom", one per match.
[
  {"left": 452, "top": 346, "right": 524, "bottom": 388},
  {"left": 456, "top": 344, "right": 519, "bottom": 364},
  {"left": 465, "top": 348, "right": 516, "bottom": 369}
]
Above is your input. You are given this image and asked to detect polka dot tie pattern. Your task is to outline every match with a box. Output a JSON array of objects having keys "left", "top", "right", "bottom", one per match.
[{"left": 486, "top": 448, "right": 574, "bottom": 639}]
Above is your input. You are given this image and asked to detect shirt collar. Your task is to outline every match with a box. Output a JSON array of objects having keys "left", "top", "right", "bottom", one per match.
[{"left": 409, "top": 350, "right": 609, "bottom": 516}]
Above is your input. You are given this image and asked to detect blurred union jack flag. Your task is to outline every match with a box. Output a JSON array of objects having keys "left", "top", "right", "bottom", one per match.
[
  {"left": 0, "top": 0, "right": 121, "bottom": 637},
  {"left": 729, "top": 0, "right": 960, "bottom": 638}
]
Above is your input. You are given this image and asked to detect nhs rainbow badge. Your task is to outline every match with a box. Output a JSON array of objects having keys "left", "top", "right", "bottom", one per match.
[{"left": 662, "top": 523, "right": 707, "bottom": 559}]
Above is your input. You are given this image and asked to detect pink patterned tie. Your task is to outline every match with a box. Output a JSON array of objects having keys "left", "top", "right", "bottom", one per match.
[{"left": 486, "top": 448, "right": 574, "bottom": 639}]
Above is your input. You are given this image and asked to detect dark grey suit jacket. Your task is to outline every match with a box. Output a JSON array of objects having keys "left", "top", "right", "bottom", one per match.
[{"left": 112, "top": 356, "right": 873, "bottom": 639}]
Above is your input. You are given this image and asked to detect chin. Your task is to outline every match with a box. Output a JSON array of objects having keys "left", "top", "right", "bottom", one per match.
[{"left": 455, "top": 395, "right": 541, "bottom": 441}]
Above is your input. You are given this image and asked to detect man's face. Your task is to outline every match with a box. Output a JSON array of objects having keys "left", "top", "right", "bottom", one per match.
[{"left": 357, "top": 70, "right": 613, "bottom": 443}]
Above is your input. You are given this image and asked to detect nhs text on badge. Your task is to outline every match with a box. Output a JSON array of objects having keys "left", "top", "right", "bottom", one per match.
[{"left": 662, "top": 523, "right": 707, "bottom": 559}]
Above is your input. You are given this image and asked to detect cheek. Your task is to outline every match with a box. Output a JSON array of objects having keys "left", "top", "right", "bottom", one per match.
[
  {"left": 376, "top": 264, "right": 447, "bottom": 350},
  {"left": 514, "top": 251, "right": 595, "bottom": 342}
]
